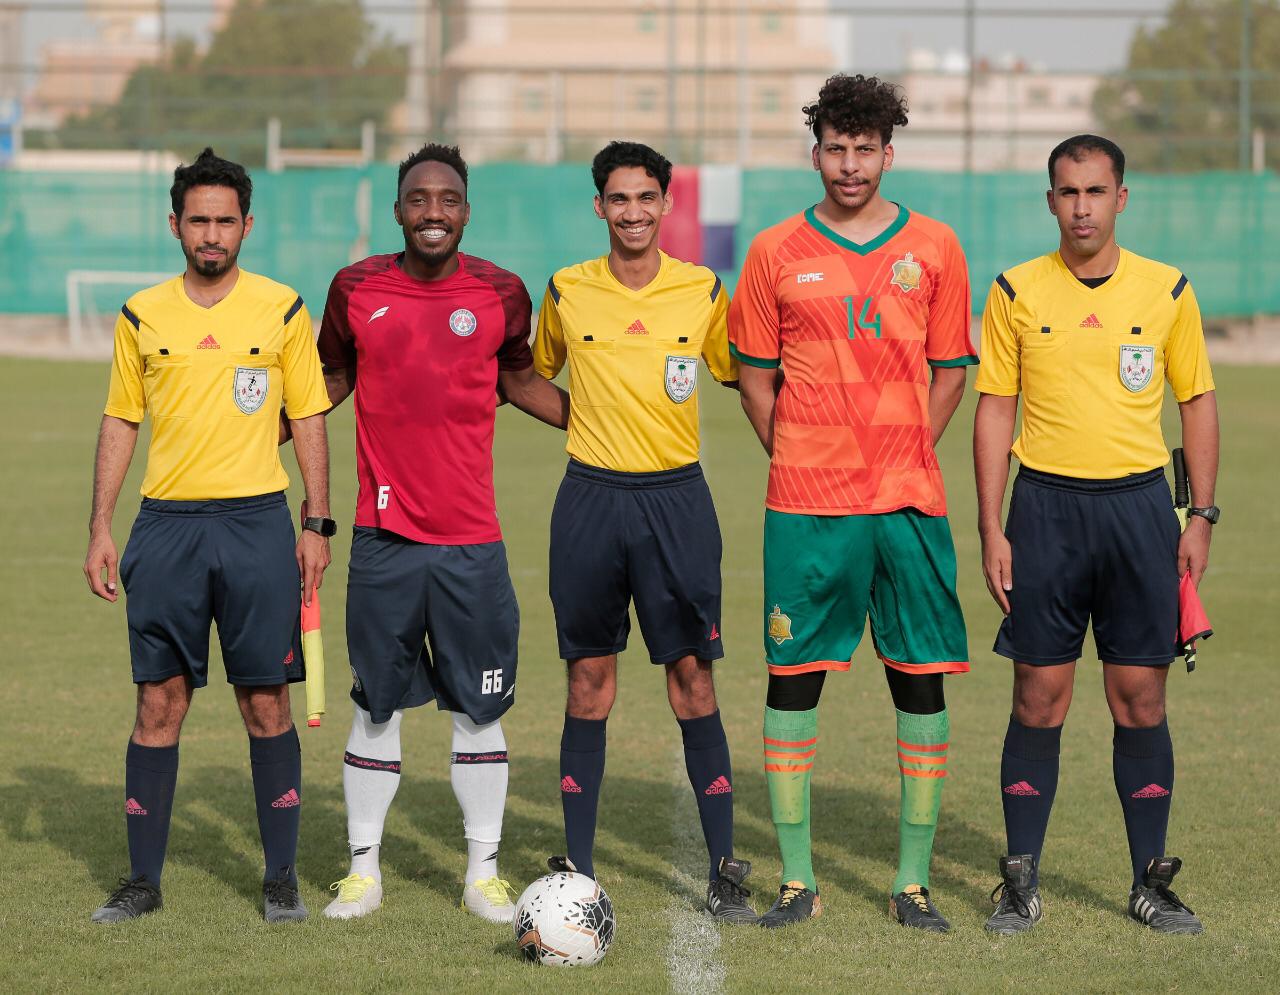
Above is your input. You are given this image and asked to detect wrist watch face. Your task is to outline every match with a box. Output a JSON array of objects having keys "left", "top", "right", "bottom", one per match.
[
  {"left": 1190, "top": 506, "right": 1220, "bottom": 525},
  {"left": 304, "top": 516, "right": 337, "bottom": 537}
]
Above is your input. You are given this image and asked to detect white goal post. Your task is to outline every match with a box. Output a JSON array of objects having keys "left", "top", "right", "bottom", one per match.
[{"left": 66, "top": 270, "right": 173, "bottom": 352}]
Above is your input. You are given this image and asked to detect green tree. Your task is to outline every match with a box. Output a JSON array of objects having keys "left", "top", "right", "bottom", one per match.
[
  {"left": 1094, "top": 0, "right": 1280, "bottom": 171},
  {"left": 57, "top": 0, "right": 406, "bottom": 164}
]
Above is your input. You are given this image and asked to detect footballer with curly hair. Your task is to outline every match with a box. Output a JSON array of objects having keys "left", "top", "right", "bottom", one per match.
[{"left": 729, "top": 74, "right": 977, "bottom": 930}]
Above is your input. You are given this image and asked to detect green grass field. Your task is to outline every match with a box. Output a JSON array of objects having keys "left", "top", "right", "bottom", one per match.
[{"left": 2, "top": 358, "right": 1276, "bottom": 993}]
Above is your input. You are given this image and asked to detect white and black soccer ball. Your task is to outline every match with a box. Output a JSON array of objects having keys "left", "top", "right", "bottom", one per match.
[{"left": 513, "top": 872, "right": 615, "bottom": 967}]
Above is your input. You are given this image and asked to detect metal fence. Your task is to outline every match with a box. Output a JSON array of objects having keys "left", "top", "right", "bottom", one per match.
[{"left": 1, "top": 1, "right": 1276, "bottom": 172}]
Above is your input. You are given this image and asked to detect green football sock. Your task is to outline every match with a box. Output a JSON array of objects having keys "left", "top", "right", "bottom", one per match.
[
  {"left": 894, "top": 708, "right": 950, "bottom": 894},
  {"left": 763, "top": 706, "right": 818, "bottom": 891}
]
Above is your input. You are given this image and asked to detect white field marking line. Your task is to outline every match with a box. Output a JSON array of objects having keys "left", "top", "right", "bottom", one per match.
[{"left": 665, "top": 748, "right": 726, "bottom": 995}]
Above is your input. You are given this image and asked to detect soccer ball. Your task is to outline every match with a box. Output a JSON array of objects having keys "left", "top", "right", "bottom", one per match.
[{"left": 513, "top": 871, "right": 615, "bottom": 967}]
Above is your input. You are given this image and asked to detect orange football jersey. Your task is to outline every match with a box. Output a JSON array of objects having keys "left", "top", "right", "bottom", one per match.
[{"left": 729, "top": 205, "right": 977, "bottom": 516}]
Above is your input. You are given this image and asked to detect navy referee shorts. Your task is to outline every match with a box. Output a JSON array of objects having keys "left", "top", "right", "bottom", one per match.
[
  {"left": 994, "top": 466, "right": 1180, "bottom": 667},
  {"left": 119, "top": 492, "right": 304, "bottom": 688},
  {"left": 549, "top": 460, "right": 724, "bottom": 665}
]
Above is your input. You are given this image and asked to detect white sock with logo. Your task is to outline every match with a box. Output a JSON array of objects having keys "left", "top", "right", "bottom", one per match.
[
  {"left": 449, "top": 712, "right": 508, "bottom": 883},
  {"left": 343, "top": 706, "right": 403, "bottom": 883}
]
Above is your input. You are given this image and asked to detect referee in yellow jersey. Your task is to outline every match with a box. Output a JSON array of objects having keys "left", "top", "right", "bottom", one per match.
[
  {"left": 973, "top": 135, "right": 1219, "bottom": 936},
  {"left": 532, "top": 142, "right": 757, "bottom": 922},
  {"left": 82, "top": 149, "right": 333, "bottom": 924}
]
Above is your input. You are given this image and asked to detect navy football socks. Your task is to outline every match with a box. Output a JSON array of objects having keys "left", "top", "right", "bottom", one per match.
[
  {"left": 1113, "top": 720, "right": 1175, "bottom": 888},
  {"left": 124, "top": 740, "right": 179, "bottom": 887},
  {"left": 559, "top": 714, "right": 607, "bottom": 879},
  {"left": 249, "top": 727, "right": 302, "bottom": 885},
  {"left": 678, "top": 710, "right": 735, "bottom": 881},
  {"left": 999, "top": 717, "right": 1062, "bottom": 887}
]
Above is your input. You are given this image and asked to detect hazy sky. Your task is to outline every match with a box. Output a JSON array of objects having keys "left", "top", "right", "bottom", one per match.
[{"left": 17, "top": 1, "right": 1175, "bottom": 74}]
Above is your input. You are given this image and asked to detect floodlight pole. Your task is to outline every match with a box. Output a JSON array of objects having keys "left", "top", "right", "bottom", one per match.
[
  {"left": 1238, "top": 0, "right": 1252, "bottom": 171},
  {"left": 963, "top": 0, "right": 976, "bottom": 174}
]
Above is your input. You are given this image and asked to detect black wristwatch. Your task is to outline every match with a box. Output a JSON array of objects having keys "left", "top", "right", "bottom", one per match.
[
  {"left": 302, "top": 516, "right": 337, "bottom": 537},
  {"left": 1187, "top": 505, "right": 1220, "bottom": 525}
]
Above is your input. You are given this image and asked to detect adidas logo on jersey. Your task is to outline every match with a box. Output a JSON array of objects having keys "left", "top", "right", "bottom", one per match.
[
  {"left": 625, "top": 319, "right": 648, "bottom": 335},
  {"left": 1079, "top": 313, "right": 1103, "bottom": 328},
  {"left": 1131, "top": 783, "right": 1171, "bottom": 798},
  {"left": 560, "top": 775, "right": 583, "bottom": 794},
  {"left": 704, "top": 776, "right": 733, "bottom": 795},
  {"left": 1002, "top": 780, "right": 1041, "bottom": 796},
  {"left": 197, "top": 334, "right": 221, "bottom": 349}
]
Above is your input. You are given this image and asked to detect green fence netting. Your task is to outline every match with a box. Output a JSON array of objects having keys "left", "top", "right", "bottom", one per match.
[{"left": 1, "top": 165, "right": 1274, "bottom": 318}]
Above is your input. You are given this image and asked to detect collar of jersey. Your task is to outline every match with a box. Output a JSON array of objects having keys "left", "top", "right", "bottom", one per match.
[
  {"left": 599, "top": 250, "right": 670, "bottom": 296},
  {"left": 804, "top": 202, "right": 908, "bottom": 255},
  {"left": 1052, "top": 246, "right": 1130, "bottom": 293},
  {"left": 173, "top": 269, "right": 245, "bottom": 314},
  {"left": 388, "top": 251, "right": 468, "bottom": 289}
]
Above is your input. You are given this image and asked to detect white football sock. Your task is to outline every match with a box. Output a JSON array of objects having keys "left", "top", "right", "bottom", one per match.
[
  {"left": 449, "top": 712, "right": 508, "bottom": 882},
  {"left": 343, "top": 706, "right": 403, "bottom": 882}
]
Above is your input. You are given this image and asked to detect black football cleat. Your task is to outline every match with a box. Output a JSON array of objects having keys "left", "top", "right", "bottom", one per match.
[
  {"left": 890, "top": 885, "right": 950, "bottom": 932},
  {"left": 1128, "top": 857, "right": 1203, "bottom": 934},
  {"left": 546, "top": 854, "right": 580, "bottom": 875},
  {"left": 705, "top": 857, "right": 759, "bottom": 924},
  {"left": 759, "top": 881, "right": 822, "bottom": 928},
  {"left": 984, "top": 854, "right": 1044, "bottom": 935},
  {"left": 91, "top": 876, "right": 163, "bottom": 924},
  {"left": 263, "top": 868, "right": 308, "bottom": 923}
]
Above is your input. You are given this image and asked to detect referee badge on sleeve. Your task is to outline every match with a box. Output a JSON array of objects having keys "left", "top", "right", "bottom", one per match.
[
  {"left": 1119, "top": 345, "right": 1155, "bottom": 392},
  {"left": 665, "top": 355, "right": 698, "bottom": 403},
  {"left": 234, "top": 366, "right": 269, "bottom": 413}
]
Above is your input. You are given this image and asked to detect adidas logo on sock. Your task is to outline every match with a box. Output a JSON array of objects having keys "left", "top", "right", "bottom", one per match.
[
  {"left": 197, "top": 334, "right": 221, "bottom": 349},
  {"left": 125, "top": 797, "right": 148, "bottom": 815},
  {"left": 271, "top": 788, "right": 301, "bottom": 809},
  {"left": 1002, "top": 780, "right": 1041, "bottom": 796},
  {"left": 1079, "top": 313, "right": 1103, "bottom": 328},
  {"left": 704, "top": 776, "right": 733, "bottom": 795},
  {"left": 1131, "top": 783, "right": 1170, "bottom": 798},
  {"left": 560, "top": 775, "right": 583, "bottom": 794}
]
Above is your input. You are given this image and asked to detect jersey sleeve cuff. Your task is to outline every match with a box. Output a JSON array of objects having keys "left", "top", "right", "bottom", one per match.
[
  {"left": 284, "top": 399, "right": 330, "bottom": 420},
  {"left": 103, "top": 404, "right": 143, "bottom": 422},
  {"left": 729, "top": 342, "right": 781, "bottom": 369},
  {"left": 927, "top": 354, "right": 979, "bottom": 368},
  {"left": 1173, "top": 382, "right": 1215, "bottom": 403},
  {"left": 498, "top": 355, "right": 534, "bottom": 373},
  {"left": 972, "top": 379, "right": 1019, "bottom": 396}
]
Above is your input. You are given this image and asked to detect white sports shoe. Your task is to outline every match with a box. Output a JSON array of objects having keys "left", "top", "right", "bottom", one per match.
[
  {"left": 323, "top": 874, "right": 383, "bottom": 920},
  {"left": 461, "top": 876, "right": 518, "bottom": 923}
]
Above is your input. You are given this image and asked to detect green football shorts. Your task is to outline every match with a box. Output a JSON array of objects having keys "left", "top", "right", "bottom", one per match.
[{"left": 762, "top": 509, "right": 969, "bottom": 675}]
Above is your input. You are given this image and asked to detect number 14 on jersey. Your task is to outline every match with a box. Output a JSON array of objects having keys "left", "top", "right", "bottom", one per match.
[{"left": 844, "top": 295, "right": 882, "bottom": 339}]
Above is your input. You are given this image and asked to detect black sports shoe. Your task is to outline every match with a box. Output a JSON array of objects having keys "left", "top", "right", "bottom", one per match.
[
  {"left": 984, "top": 854, "right": 1044, "bottom": 935},
  {"left": 759, "top": 882, "right": 821, "bottom": 928},
  {"left": 91, "top": 876, "right": 163, "bottom": 923},
  {"left": 263, "top": 869, "right": 308, "bottom": 923},
  {"left": 705, "top": 857, "right": 758, "bottom": 924},
  {"left": 547, "top": 854, "right": 580, "bottom": 875},
  {"left": 889, "top": 885, "right": 950, "bottom": 932},
  {"left": 1128, "top": 856, "right": 1203, "bottom": 934}
]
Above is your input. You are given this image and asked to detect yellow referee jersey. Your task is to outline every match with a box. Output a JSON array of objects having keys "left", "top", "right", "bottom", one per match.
[
  {"left": 104, "top": 271, "right": 330, "bottom": 500},
  {"left": 533, "top": 252, "right": 737, "bottom": 472},
  {"left": 975, "top": 248, "right": 1214, "bottom": 478}
]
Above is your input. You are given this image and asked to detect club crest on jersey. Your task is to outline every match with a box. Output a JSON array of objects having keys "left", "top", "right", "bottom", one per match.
[
  {"left": 890, "top": 252, "right": 922, "bottom": 292},
  {"left": 768, "top": 605, "right": 793, "bottom": 645},
  {"left": 665, "top": 355, "right": 698, "bottom": 403},
  {"left": 233, "top": 367, "right": 268, "bottom": 414},
  {"left": 1119, "top": 344, "right": 1155, "bottom": 392},
  {"left": 449, "top": 308, "right": 477, "bottom": 337}
]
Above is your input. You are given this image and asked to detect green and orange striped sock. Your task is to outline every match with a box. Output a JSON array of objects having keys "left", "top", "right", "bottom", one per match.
[
  {"left": 894, "top": 708, "right": 950, "bottom": 894},
  {"left": 763, "top": 706, "right": 818, "bottom": 892}
]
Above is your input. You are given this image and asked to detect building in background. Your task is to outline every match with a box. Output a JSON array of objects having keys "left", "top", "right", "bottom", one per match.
[
  {"left": 897, "top": 49, "right": 1099, "bottom": 171},
  {"left": 434, "top": 0, "right": 838, "bottom": 165}
]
